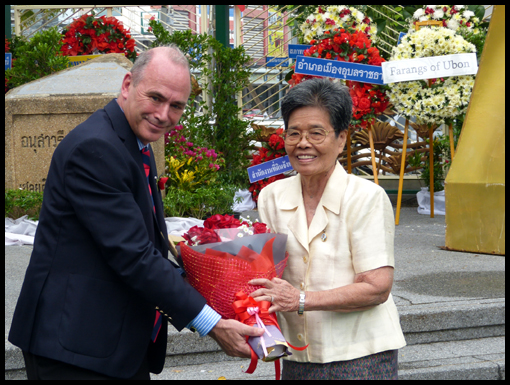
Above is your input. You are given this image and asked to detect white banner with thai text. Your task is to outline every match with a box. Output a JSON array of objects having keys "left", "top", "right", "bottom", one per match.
[{"left": 381, "top": 53, "right": 478, "bottom": 84}]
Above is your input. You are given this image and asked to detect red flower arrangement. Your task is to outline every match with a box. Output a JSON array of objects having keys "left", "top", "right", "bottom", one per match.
[
  {"left": 183, "top": 214, "right": 270, "bottom": 246},
  {"left": 248, "top": 128, "right": 287, "bottom": 203},
  {"left": 179, "top": 214, "right": 300, "bottom": 379},
  {"left": 60, "top": 12, "right": 137, "bottom": 62},
  {"left": 290, "top": 27, "right": 389, "bottom": 129}
]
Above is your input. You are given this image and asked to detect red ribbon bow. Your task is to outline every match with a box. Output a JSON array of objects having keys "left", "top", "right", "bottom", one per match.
[
  {"left": 232, "top": 291, "right": 308, "bottom": 380},
  {"left": 233, "top": 291, "right": 278, "bottom": 328}
]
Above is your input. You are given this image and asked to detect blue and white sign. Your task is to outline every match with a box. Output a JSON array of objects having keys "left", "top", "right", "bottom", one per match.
[
  {"left": 294, "top": 55, "right": 384, "bottom": 85},
  {"left": 5, "top": 53, "right": 12, "bottom": 70},
  {"left": 381, "top": 53, "right": 478, "bottom": 84},
  {"left": 288, "top": 44, "right": 312, "bottom": 59},
  {"left": 248, "top": 155, "right": 293, "bottom": 183},
  {"left": 266, "top": 56, "right": 291, "bottom": 67}
]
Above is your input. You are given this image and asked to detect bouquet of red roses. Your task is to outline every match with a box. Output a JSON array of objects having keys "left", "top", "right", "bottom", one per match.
[{"left": 179, "top": 214, "right": 306, "bottom": 379}]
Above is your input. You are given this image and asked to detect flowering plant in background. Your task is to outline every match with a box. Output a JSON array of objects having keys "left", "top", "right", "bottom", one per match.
[
  {"left": 248, "top": 129, "right": 287, "bottom": 203},
  {"left": 290, "top": 27, "right": 389, "bottom": 130},
  {"left": 301, "top": 5, "right": 378, "bottom": 44},
  {"left": 387, "top": 27, "right": 476, "bottom": 125},
  {"left": 60, "top": 12, "right": 137, "bottom": 61},
  {"left": 163, "top": 125, "right": 225, "bottom": 191}
]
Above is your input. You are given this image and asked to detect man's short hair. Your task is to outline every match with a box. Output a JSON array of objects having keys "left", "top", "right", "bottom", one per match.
[{"left": 130, "top": 44, "right": 190, "bottom": 87}]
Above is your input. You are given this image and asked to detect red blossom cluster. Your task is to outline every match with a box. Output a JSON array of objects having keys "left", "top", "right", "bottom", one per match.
[
  {"left": 348, "top": 81, "right": 389, "bottom": 129},
  {"left": 290, "top": 27, "right": 389, "bottom": 130},
  {"left": 182, "top": 214, "right": 269, "bottom": 246},
  {"left": 60, "top": 13, "right": 137, "bottom": 61},
  {"left": 248, "top": 129, "right": 287, "bottom": 202}
]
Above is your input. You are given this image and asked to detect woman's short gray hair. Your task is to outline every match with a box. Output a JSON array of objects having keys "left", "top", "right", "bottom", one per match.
[
  {"left": 281, "top": 78, "right": 352, "bottom": 136},
  {"left": 130, "top": 44, "right": 190, "bottom": 87}
]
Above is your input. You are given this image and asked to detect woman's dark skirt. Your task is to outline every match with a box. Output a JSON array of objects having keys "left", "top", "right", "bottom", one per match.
[{"left": 282, "top": 350, "right": 399, "bottom": 380}]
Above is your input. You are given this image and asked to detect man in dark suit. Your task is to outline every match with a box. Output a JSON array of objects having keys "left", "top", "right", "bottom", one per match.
[{"left": 8, "top": 45, "right": 263, "bottom": 380}]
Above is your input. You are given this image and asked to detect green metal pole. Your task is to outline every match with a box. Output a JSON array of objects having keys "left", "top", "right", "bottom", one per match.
[
  {"left": 6, "top": 5, "right": 12, "bottom": 38},
  {"left": 215, "top": 5, "right": 229, "bottom": 48}
]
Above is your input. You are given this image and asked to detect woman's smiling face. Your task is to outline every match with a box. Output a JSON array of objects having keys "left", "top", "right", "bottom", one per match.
[{"left": 285, "top": 106, "right": 347, "bottom": 180}]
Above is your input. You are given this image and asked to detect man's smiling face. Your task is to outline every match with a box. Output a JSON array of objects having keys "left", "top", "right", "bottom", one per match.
[{"left": 119, "top": 52, "right": 191, "bottom": 145}]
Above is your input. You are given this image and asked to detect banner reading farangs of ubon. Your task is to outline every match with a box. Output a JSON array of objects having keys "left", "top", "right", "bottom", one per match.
[{"left": 381, "top": 53, "right": 478, "bottom": 84}]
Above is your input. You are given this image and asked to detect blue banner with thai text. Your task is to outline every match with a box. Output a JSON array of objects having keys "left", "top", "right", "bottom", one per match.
[
  {"left": 5, "top": 53, "right": 12, "bottom": 70},
  {"left": 288, "top": 44, "right": 312, "bottom": 59},
  {"left": 294, "top": 55, "right": 384, "bottom": 85},
  {"left": 248, "top": 155, "right": 293, "bottom": 183}
]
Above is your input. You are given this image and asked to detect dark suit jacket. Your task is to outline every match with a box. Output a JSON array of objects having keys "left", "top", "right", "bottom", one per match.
[{"left": 8, "top": 100, "right": 207, "bottom": 378}]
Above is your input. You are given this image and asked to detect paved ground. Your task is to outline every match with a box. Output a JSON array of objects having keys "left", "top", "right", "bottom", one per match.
[{"left": 5, "top": 207, "right": 505, "bottom": 380}]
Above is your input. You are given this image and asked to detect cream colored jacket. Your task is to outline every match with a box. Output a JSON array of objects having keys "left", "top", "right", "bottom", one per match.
[{"left": 258, "top": 163, "right": 406, "bottom": 363}]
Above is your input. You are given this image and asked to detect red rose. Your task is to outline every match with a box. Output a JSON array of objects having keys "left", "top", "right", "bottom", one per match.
[
  {"left": 204, "top": 214, "right": 241, "bottom": 230},
  {"left": 358, "top": 97, "right": 371, "bottom": 110},
  {"left": 158, "top": 177, "right": 169, "bottom": 191},
  {"left": 183, "top": 226, "right": 221, "bottom": 245},
  {"left": 197, "top": 228, "right": 221, "bottom": 244},
  {"left": 182, "top": 226, "right": 204, "bottom": 243},
  {"left": 252, "top": 222, "right": 270, "bottom": 234}
]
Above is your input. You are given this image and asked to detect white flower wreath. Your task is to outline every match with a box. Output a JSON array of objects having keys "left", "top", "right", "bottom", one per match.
[
  {"left": 387, "top": 27, "right": 476, "bottom": 125},
  {"left": 409, "top": 5, "right": 482, "bottom": 35},
  {"left": 300, "top": 5, "right": 377, "bottom": 44}
]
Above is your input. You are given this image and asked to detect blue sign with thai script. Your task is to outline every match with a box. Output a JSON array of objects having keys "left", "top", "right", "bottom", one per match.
[
  {"left": 294, "top": 55, "right": 384, "bottom": 85},
  {"left": 5, "top": 53, "right": 12, "bottom": 70},
  {"left": 248, "top": 155, "right": 293, "bottom": 183},
  {"left": 266, "top": 56, "right": 291, "bottom": 67},
  {"left": 288, "top": 44, "right": 311, "bottom": 59}
]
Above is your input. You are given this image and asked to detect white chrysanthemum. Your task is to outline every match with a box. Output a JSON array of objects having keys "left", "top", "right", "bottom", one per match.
[
  {"left": 446, "top": 18, "right": 460, "bottom": 31},
  {"left": 433, "top": 9, "right": 445, "bottom": 19},
  {"left": 413, "top": 8, "right": 425, "bottom": 18},
  {"left": 463, "top": 10, "right": 475, "bottom": 19},
  {"left": 299, "top": 5, "right": 376, "bottom": 43}
]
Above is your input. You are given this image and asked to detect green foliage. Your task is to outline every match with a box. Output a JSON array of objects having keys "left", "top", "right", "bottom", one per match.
[
  {"left": 163, "top": 185, "right": 240, "bottom": 219},
  {"left": 5, "top": 189, "right": 44, "bottom": 220},
  {"left": 5, "top": 27, "right": 69, "bottom": 89},
  {"left": 149, "top": 20, "right": 254, "bottom": 187}
]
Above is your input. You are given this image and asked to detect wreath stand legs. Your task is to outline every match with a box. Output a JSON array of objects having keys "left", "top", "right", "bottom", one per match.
[
  {"left": 368, "top": 124, "right": 379, "bottom": 185},
  {"left": 395, "top": 119, "right": 409, "bottom": 226},
  {"left": 448, "top": 123, "right": 455, "bottom": 159},
  {"left": 429, "top": 125, "right": 435, "bottom": 218}
]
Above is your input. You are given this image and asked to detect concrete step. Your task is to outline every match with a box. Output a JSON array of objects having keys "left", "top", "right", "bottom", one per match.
[
  {"left": 399, "top": 298, "right": 505, "bottom": 345},
  {"left": 146, "top": 337, "right": 506, "bottom": 380},
  {"left": 6, "top": 337, "right": 505, "bottom": 380},
  {"left": 5, "top": 298, "right": 504, "bottom": 379}
]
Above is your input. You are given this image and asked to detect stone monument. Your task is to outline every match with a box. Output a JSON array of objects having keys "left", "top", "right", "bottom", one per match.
[{"left": 5, "top": 54, "right": 165, "bottom": 192}]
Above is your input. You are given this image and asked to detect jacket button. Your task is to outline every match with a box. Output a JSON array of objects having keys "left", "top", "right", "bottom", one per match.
[
  {"left": 297, "top": 333, "right": 303, "bottom": 341},
  {"left": 303, "top": 256, "right": 308, "bottom": 263}
]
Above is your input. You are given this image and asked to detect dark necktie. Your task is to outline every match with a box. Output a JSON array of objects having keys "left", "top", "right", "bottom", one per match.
[
  {"left": 141, "top": 147, "right": 162, "bottom": 342},
  {"left": 141, "top": 147, "right": 156, "bottom": 214}
]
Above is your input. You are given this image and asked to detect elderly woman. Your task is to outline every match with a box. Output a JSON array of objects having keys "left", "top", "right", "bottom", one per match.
[{"left": 250, "top": 78, "right": 406, "bottom": 380}]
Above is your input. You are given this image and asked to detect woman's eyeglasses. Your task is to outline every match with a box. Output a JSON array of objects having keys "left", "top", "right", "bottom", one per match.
[{"left": 284, "top": 128, "right": 331, "bottom": 145}]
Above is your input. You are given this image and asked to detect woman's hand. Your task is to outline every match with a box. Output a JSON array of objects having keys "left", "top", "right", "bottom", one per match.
[{"left": 249, "top": 277, "right": 300, "bottom": 313}]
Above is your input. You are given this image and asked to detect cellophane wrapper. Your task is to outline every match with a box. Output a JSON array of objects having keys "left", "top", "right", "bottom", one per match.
[{"left": 178, "top": 231, "right": 289, "bottom": 360}]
